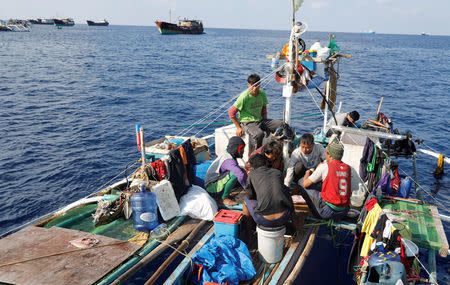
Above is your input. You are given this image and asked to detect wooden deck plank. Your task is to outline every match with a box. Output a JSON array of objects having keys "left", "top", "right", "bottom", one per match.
[{"left": 0, "top": 226, "right": 140, "bottom": 285}]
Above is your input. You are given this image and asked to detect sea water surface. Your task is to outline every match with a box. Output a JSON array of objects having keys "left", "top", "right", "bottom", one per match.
[{"left": 0, "top": 25, "right": 449, "bottom": 284}]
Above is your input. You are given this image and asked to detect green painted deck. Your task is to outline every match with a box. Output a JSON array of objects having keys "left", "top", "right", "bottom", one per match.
[
  {"left": 44, "top": 204, "right": 140, "bottom": 241},
  {"left": 380, "top": 199, "right": 443, "bottom": 252}
]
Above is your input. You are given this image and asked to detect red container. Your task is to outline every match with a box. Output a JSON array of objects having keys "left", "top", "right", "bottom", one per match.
[{"left": 213, "top": 209, "right": 242, "bottom": 237}]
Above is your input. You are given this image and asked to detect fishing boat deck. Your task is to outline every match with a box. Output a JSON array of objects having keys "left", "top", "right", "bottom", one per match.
[{"left": 0, "top": 226, "right": 140, "bottom": 285}]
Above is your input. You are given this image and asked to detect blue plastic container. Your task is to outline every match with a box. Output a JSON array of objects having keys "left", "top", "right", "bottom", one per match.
[
  {"left": 398, "top": 177, "right": 412, "bottom": 198},
  {"left": 193, "top": 160, "right": 213, "bottom": 188},
  {"left": 131, "top": 183, "right": 159, "bottom": 231},
  {"left": 363, "top": 261, "right": 406, "bottom": 284},
  {"left": 301, "top": 60, "right": 316, "bottom": 71},
  {"left": 213, "top": 209, "right": 242, "bottom": 237}
]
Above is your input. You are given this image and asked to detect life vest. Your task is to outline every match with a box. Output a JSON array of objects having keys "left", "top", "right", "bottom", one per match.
[{"left": 321, "top": 160, "right": 351, "bottom": 207}]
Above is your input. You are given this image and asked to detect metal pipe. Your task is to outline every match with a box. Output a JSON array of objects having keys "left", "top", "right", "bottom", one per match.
[{"left": 140, "top": 126, "right": 146, "bottom": 170}]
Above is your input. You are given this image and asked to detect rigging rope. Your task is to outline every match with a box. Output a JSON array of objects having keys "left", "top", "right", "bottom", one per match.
[{"left": 178, "top": 63, "right": 287, "bottom": 137}]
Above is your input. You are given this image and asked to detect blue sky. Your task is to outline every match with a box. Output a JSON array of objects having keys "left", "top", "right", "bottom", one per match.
[{"left": 2, "top": 0, "right": 449, "bottom": 35}]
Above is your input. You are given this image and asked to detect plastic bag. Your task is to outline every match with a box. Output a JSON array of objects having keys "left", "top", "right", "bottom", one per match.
[
  {"left": 179, "top": 185, "right": 218, "bottom": 220},
  {"left": 189, "top": 235, "right": 256, "bottom": 285}
]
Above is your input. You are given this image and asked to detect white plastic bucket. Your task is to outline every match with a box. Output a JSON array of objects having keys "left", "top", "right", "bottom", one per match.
[{"left": 256, "top": 226, "right": 286, "bottom": 263}]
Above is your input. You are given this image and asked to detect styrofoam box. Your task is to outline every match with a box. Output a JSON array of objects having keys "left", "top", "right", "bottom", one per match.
[
  {"left": 151, "top": 179, "right": 180, "bottom": 221},
  {"left": 214, "top": 124, "right": 271, "bottom": 166},
  {"left": 214, "top": 124, "right": 251, "bottom": 162}
]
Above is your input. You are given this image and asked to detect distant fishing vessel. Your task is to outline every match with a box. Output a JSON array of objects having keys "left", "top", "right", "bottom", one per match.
[
  {"left": 0, "top": 19, "right": 30, "bottom": 32},
  {"left": 53, "top": 18, "right": 75, "bottom": 27},
  {"left": 28, "top": 18, "right": 54, "bottom": 25},
  {"left": 87, "top": 19, "right": 109, "bottom": 26},
  {"left": 155, "top": 19, "right": 204, "bottom": 35},
  {"left": 361, "top": 30, "right": 376, "bottom": 34},
  {"left": 421, "top": 32, "right": 430, "bottom": 36}
]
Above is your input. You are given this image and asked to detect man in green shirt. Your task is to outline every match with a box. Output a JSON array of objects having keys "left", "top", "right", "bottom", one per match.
[{"left": 228, "top": 73, "right": 283, "bottom": 151}]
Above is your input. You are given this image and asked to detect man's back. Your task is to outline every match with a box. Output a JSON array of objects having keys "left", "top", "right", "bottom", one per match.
[{"left": 246, "top": 166, "right": 293, "bottom": 215}]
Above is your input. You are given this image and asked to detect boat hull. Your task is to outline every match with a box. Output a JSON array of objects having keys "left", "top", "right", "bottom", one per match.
[
  {"left": 155, "top": 21, "right": 203, "bottom": 35},
  {"left": 53, "top": 19, "right": 75, "bottom": 27},
  {"left": 87, "top": 20, "right": 109, "bottom": 26}
]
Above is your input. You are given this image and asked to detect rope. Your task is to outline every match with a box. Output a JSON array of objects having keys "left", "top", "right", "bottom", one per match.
[
  {"left": 152, "top": 238, "right": 194, "bottom": 269},
  {"left": 0, "top": 236, "right": 150, "bottom": 268},
  {"left": 179, "top": 63, "right": 287, "bottom": 137},
  {"left": 401, "top": 239, "right": 437, "bottom": 285},
  {"left": 397, "top": 167, "right": 448, "bottom": 210}
]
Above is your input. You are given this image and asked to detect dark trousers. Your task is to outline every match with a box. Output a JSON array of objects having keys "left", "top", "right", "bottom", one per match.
[
  {"left": 242, "top": 119, "right": 283, "bottom": 151},
  {"left": 298, "top": 185, "right": 349, "bottom": 220},
  {"left": 243, "top": 196, "right": 291, "bottom": 228}
]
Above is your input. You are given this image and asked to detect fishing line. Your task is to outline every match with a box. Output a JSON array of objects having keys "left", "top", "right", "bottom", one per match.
[
  {"left": 189, "top": 64, "right": 287, "bottom": 137},
  {"left": 179, "top": 64, "right": 286, "bottom": 137},
  {"left": 397, "top": 167, "right": 449, "bottom": 210}
]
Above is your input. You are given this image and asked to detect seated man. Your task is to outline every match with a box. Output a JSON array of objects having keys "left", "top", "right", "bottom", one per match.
[
  {"left": 299, "top": 139, "right": 352, "bottom": 219},
  {"left": 228, "top": 73, "right": 283, "bottom": 152},
  {"left": 244, "top": 139, "right": 283, "bottom": 172},
  {"left": 326, "top": 110, "right": 360, "bottom": 137},
  {"left": 243, "top": 154, "right": 297, "bottom": 237},
  {"left": 284, "top": 133, "right": 326, "bottom": 190},
  {"left": 204, "top": 136, "right": 247, "bottom": 206}
]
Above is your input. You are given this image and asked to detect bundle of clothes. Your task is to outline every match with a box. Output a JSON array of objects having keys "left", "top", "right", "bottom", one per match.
[
  {"left": 347, "top": 195, "right": 421, "bottom": 284},
  {"left": 144, "top": 138, "right": 197, "bottom": 201}
]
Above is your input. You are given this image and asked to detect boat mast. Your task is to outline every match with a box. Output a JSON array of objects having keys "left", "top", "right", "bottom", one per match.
[
  {"left": 282, "top": 2, "right": 300, "bottom": 164},
  {"left": 321, "top": 35, "right": 333, "bottom": 136}
]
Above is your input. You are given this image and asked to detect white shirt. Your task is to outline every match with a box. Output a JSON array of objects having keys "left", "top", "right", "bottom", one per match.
[
  {"left": 308, "top": 162, "right": 328, "bottom": 183},
  {"left": 327, "top": 113, "right": 347, "bottom": 127},
  {"left": 284, "top": 143, "right": 326, "bottom": 187}
]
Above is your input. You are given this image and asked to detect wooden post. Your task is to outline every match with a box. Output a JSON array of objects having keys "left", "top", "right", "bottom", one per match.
[
  {"left": 144, "top": 220, "right": 207, "bottom": 285},
  {"left": 376, "top": 97, "right": 384, "bottom": 116}
]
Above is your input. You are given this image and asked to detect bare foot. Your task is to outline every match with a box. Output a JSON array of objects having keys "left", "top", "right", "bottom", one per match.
[{"left": 222, "top": 198, "right": 238, "bottom": 206}]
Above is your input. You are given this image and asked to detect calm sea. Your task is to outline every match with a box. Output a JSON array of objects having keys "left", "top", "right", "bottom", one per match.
[{"left": 0, "top": 24, "right": 448, "bottom": 284}]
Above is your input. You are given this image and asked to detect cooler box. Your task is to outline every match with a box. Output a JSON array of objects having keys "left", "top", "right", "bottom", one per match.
[
  {"left": 151, "top": 180, "right": 180, "bottom": 221},
  {"left": 300, "top": 50, "right": 317, "bottom": 71},
  {"left": 213, "top": 209, "right": 242, "bottom": 237},
  {"left": 193, "top": 160, "right": 213, "bottom": 188},
  {"left": 144, "top": 136, "right": 210, "bottom": 162}
]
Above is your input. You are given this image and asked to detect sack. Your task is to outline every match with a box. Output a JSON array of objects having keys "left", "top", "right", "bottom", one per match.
[{"left": 179, "top": 185, "right": 218, "bottom": 220}]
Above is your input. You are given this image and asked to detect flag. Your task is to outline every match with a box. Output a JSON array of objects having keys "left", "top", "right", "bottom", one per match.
[{"left": 293, "top": 0, "right": 304, "bottom": 13}]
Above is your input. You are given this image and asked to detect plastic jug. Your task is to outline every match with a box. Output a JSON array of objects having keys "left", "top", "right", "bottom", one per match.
[{"left": 131, "top": 182, "right": 159, "bottom": 231}]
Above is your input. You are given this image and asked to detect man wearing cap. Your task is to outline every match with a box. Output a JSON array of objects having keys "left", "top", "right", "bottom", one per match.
[
  {"left": 299, "top": 139, "right": 352, "bottom": 219},
  {"left": 326, "top": 110, "right": 360, "bottom": 137}
]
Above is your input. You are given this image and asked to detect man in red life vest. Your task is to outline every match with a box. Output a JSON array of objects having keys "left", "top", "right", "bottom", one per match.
[{"left": 300, "top": 138, "right": 351, "bottom": 219}]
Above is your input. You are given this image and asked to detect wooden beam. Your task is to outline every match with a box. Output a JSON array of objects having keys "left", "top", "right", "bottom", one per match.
[
  {"left": 430, "top": 205, "right": 449, "bottom": 257},
  {"left": 283, "top": 226, "right": 319, "bottom": 285}
]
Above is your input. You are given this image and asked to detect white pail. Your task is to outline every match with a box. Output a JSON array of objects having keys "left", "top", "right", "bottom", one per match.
[{"left": 256, "top": 226, "right": 286, "bottom": 263}]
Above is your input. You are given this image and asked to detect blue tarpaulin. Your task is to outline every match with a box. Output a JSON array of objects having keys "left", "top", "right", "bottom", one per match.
[{"left": 189, "top": 235, "right": 256, "bottom": 285}]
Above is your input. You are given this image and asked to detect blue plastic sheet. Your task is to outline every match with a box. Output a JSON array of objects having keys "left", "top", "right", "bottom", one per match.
[{"left": 190, "top": 235, "right": 256, "bottom": 285}]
